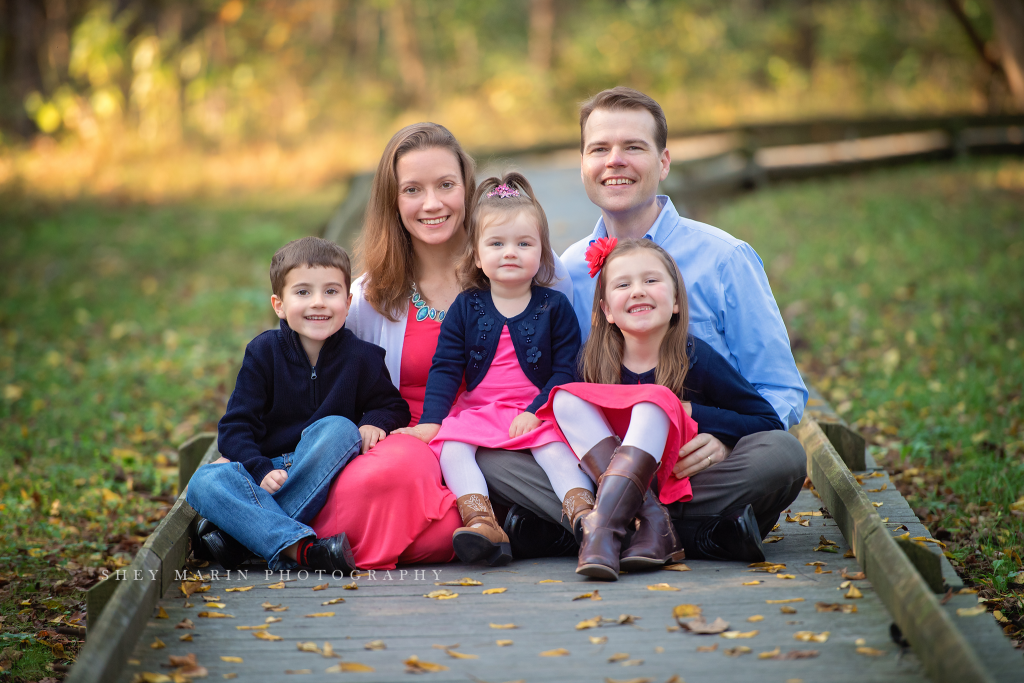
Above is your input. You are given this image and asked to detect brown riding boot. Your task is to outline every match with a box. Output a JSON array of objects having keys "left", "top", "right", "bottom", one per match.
[
  {"left": 453, "top": 494, "right": 512, "bottom": 566},
  {"left": 619, "top": 489, "right": 685, "bottom": 571},
  {"left": 562, "top": 487, "right": 596, "bottom": 541},
  {"left": 574, "top": 435, "right": 621, "bottom": 542},
  {"left": 576, "top": 446, "right": 660, "bottom": 581}
]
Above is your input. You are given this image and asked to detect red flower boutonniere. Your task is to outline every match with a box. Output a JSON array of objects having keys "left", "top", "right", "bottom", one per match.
[{"left": 585, "top": 236, "right": 618, "bottom": 278}]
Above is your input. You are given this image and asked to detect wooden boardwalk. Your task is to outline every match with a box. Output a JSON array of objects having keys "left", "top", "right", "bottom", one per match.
[{"left": 115, "top": 458, "right": 1016, "bottom": 683}]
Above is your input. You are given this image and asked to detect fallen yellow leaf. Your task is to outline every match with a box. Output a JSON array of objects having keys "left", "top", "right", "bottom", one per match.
[
  {"left": 489, "top": 623, "right": 517, "bottom": 629},
  {"left": 780, "top": 606, "right": 798, "bottom": 614},
  {"left": 576, "top": 616, "right": 602, "bottom": 630},
  {"left": 724, "top": 646, "right": 752, "bottom": 657},
  {"left": 312, "top": 583, "right": 328, "bottom": 591},
  {"left": 150, "top": 638, "right": 165, "bottom": 649},
  {"left": 197, "top": 611, "right": 234, "bottom": 618},
  {"left": 220, "top": 656, "right": 243, "bottom": 663},
  {"left": 607, "top": 652, "right": 630, "bottom": 662},
  {"left": 697, "top": 643, "right": 718, "bottom": 653},
  {"left": 672, "top": 604, "right": 702, "bottom": 618},
  {"left": 482, "top": 588, "right": 507, "bottom": 595},
  {"left": 364, "top": 640, "right": 386, "bottom": 650},
  {"left": 589, "top": 636, "right": 607, "bottom": 644},
  {"left": 444, "top": 648, "right": 478, "bottom": 659},
  {"left": 343, "top": 583, "right": 359, "bottom": 590},
  {"left": 538, "top": 579, "right": 562, "bottom": 583},
  {"left": 156, "top": 606, "right": 169, "bottom": 619},
  {"left": 647, "top": 583, "right": 680, "bottom": 591},
  {"left": 326, "top": 662, "right": 375, "bottom": 673},
  {"left": 304, "top": 612, "right": 335, "bottom": 618},
  {"left": 663, "top": 563, "right": 691, "bottom": 571},
  {"left": 747, "top": 615, "right": 764, "bottom": 622},
  {"left": 203, "top": 602, "right": 226, "bottom": 608},
  {"left": 403, "top": 656, "right": 448, "bottom": 673},
  {"left": 572, "top": 591, "right": 601, "bottom": 601},
  {"left": 496, "top": 639, "right": 514, "bottom": 646},
  {"left": 178, "top": 634, "right": 192, "bottom": 641},
  {"left": 297, "top": 642, "right": 321, "bottom": 653},
  {"left": 435, "top": 577, "right": 482, "bottom": 586},
  {"left": 721, "top": 630, "right": 759, "bottom": 639},
  {"left": 321, "top": 597, "right": 345, "bottom": 605},
  {"left": 957, "top": 605, "right": 987, "bottom": 617},
  {"left": 758, "top": 647, "right": 781, "bottom": 659},
  {"left": 253, "top": 631, "right": 282, "bottom": 641},
  {"left": 857, "top": 647, "right": 886, "bottom": 656},
  {"left": 267, "top": 582, "right": 285, "bottom": 589},
  {"left": 265, "top": 616, "right": 282, "bottom": 623},
  {"left": 742, "top": 580, "right": 762, "bottom": 586},
  {"left": 224, "top": 586, "right": 253, "bottom": 592},
  {"left": 912, "top": 536, "right": 947, "bottom": 548},
  {"left": 766, "top": 598, "right": 804, "bottom": 604},
  {"left": 424, "top": 589, "right": 458, "bottom": 599},
  {"left": 261, "top": 602, "right": 287, "bottom": 612},
  {"left": 845, "top": 585, "right": 863, "bottom": 599},
  {"left": 777, "top": 574, "right": 796, "bottom": 580},
  {"left": 539, "top": 648, "right": 570, "bottom": 657},
  {"left": 794, "top": 631, "right": 830, "bottom": 643},
  {"left": 236, "top": 624, "right": 269, "bottom": 631}
]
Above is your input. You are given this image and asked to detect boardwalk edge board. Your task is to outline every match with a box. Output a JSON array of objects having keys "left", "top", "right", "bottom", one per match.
[
  {"left": 794, "top": 416, "right": 996, "bottom": 683},
  {"left": 69, "top": 437, "right": 219, "bottom": 683}
]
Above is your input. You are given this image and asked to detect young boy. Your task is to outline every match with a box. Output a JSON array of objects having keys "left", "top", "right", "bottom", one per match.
[{"left": 186, "top": 237, "right": 410, "bottom": 573}]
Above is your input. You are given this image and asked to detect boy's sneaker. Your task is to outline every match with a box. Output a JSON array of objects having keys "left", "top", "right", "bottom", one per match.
[
  {"left": 298, "top": 533, "right": 357, "bottom": 573},
  {"left": 193, "top": 518, "right": 254, "bottom": 570}
]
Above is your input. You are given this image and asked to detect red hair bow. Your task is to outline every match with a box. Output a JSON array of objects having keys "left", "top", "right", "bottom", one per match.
[{"left": 585, "top": 236, "right": 618, "bottom": 278}]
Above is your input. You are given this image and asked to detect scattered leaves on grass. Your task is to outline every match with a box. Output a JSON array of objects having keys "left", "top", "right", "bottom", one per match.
[
  {"left": 175, "top": 618, "right": 194, "bottom": 629},
  {"left": 304, "top": 612, "right": 334, "bottom": 618},
  {"left": 326, "top": 662, "right": 375, "bottom": 673},
  {"left": 663, "top": 563, "right": 691, "bottom": 571},
  {"left": 496, "top": 639, "right": 514, "bottom": 646},
  {"left": 482, "top": 587, "right": 507, "bottom": 595},
  {"left": 647, "top": 583, "right": 679, "bottom": 591},
  {"left": 721, "top": 630, "right": 759, "bottom": 639},
  {"left": 312, "top": 583, "right": 328, "bottom": 591},
  {"left": 857, "top": 647, "right": 886, "bottom": 656},
  {"left": 424, "top": 589, "right": 458, "bottom": 600},
  {"left": 225, "top": 586, "right": 253, "bottom": 592},
  {"left": 404, "top": 655, "right": 449, "bottom": 672},
  {"left": 220, "top": 656, "right": 243, "bottom": 663},
  {"left": 816, "top": 602, "right": 857, "bottom": 613},
  {"left": 957, "top": 605, "right": 987, "bottom": 617},
  {"left": 793, "top": 631, "right": 829, "bottom": 643},
  {"left": 724, "top": 646, "right": 752, "bottom": 657},
  {"left": 150, "top": 638, "right": 165, "bottom": 649},
  {"left": 489, "top": 623, "right": 517, "bottom": 629},
  {"left": 365, "top": 640, "right": 386, "bottom": 650},
  {"left": 254, "top": 631, "right": 282, "bottom": 641},
  {"left": 436, "top": 577, "right": 482, "bottom": 586},
  {"left": 845, "top": 585, "right": 863, "bottom": 599},
  {"left": 321, "top": 597, "right": 345, "bottom": 605},
  {"left": 678, "top": 616, "right": 730, "bottom": 634},
  {"left": 696, "top": 643, "right": 718, "bottom": 652},
  {"left": 197, "top": 611, "right": 234, "bottom": 618},
  {"left": 539, "top": 648, "right": 570, "bottom": 657},
  {"left": 268, "top": 582, "right": 286, "bottom": 589}
]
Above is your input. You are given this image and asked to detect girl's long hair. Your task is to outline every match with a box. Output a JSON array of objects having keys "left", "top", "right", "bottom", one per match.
[
  {"left": 355, "top": 122, "right": 477, "bottom": 321},
  {"left": 457, "top": 172, "right": 556, "bottom": 290},
  {"left": 580, "top": 239, "right": 690, "bottom": 397}
]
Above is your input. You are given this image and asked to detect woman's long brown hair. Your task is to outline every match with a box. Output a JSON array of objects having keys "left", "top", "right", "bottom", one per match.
[
  {"left": 457, "top": 172, "right": 556, "bottom": 291},
  {"left": 355, "top": 122, "right": 477, "bottom": 321},
  {"left": 580, "top": 239, "right": 690, "bottom": 398}
]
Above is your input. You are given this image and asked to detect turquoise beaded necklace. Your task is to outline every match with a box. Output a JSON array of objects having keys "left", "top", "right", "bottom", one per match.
[{"left": 410, "top": 282, "right": 446, "bottom": 323}]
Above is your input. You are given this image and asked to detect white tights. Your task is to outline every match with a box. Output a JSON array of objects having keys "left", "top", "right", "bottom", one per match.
[
  {"left": 551, "top": 390, "right": 670, "bottom": 463},
  {"left": 440, "top": 439, "right": 594, "bottom": 502}
]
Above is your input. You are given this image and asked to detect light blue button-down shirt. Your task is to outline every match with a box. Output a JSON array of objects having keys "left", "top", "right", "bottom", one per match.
[{"left": 561, "top": 196, "right": 807, "bottom": 428}]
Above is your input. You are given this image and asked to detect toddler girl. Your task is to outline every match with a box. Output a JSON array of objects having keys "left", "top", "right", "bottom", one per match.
[
  {"left": 395, "top": 173, "right": 591, "bottom": 566},
  {"left": 536, "top": 238, "right": 784, "bottom": 580}
]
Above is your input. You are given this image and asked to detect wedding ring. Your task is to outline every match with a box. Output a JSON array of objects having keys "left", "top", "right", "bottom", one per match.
[{"left": 706, "top": 456, "right": 712, "bottom": 468}]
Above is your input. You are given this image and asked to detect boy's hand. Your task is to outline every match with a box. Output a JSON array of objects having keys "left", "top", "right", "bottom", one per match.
[
  {"left": 261, "top": 469, "right": 288, "bottom": 494},
  {"left": 391, "top": 423, "right": 441, "bottom": 444},
  {"left": 359, "top": 425, "right": 387, "bottom": 453},
  {"left": 509, "top": 411, "right": 542, "bottom": 438}
]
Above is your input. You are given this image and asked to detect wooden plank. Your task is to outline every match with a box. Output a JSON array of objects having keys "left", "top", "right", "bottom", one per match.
[
  {"left": 178, "top": 431, "right": 216, "bottom": 494},
  {"left": 795, "top": 417, "right": 996, "bottom": 683},
  {"left": 69, "top": 550, "right": 161, "bottom": 683}
]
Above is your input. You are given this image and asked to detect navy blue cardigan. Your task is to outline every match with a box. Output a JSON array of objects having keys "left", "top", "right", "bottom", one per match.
[
  {"left": 218, "top": 321, "right": 410, "bottom": 484},
  {"left": 421, "top": 287, "right": 581, "bottom": 423},
  {"left": 619, "top": 336, "right": 784, "bottom": 447}
]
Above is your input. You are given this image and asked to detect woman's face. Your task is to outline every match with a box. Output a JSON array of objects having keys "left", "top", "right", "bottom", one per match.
[{"left": 395, "top": 147, "right": 466, "bottom": 248}]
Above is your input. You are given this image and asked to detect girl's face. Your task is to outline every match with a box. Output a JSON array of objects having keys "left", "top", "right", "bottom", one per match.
[
  {"left": 599, "top": 250, "right": 679, "bottom": 337},
  {"left": 395, "top": 147, "right": 466, "bottom": 248},
  {"left": 474, "top": 210, "right": 543, "bottom": 292}
]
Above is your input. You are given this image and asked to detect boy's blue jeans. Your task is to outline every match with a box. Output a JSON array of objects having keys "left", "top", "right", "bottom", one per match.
[{"left": 185, "top": 416, "right": 361, "bottom": 571}]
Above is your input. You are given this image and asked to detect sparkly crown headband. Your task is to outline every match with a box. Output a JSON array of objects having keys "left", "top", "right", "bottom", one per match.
[{"left": 486, "top": 184, "right": 521, "bottom": 199}]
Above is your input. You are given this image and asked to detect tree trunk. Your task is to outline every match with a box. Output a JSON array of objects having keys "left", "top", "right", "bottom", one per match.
[
  {"left": 528, "top": 0, "right": 554, "bottom": 72},
  {"left": 990, "top": 0, "right": 1024, "bottom": 109},
  {"left": 387, "top": 0, "right": 426, "bottom": 106},
  {"left": 5, "top": 0, "right": 46, "bottom": 135}
]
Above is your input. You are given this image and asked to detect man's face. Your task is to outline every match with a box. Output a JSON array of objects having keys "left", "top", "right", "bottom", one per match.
[{"left": 581, "top": 107, "right": 670, "bottom": 217}]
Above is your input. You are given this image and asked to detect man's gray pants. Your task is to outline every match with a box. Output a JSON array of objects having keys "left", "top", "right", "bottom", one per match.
[{"left": 476, "top": 430, "right": 807, "bottom": 539}]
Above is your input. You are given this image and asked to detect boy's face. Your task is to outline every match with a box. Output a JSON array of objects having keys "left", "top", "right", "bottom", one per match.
[{"left": 271, "top": 266, "right": 351, "bottom": 344}]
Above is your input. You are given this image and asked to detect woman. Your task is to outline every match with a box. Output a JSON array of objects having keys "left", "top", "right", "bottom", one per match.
[{"left": 310, "top": 122, "right": 572, "bottom": 569}]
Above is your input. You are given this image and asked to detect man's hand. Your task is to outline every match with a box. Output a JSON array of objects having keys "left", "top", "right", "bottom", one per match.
[
  {"left": 261, "top": 469, "right": 288, "bottom": 494},
  {"left": 391, "top": 423, "right": 441, "bottom": 444},
  {"left": 672, "top": 433, "right": 732, "bottom": 479},
  {"left": 509, "top": 411, "right": 542, "bottom": 438},
  {"left": 358, "top": 425, "right": 387, "bottom": 453}
]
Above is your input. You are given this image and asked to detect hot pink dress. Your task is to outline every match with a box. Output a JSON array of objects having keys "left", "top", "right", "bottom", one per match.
[
  {"left": 310, "top": 302, "right": 460, "bottom": 570},
  {"left": 429, "top": 325, "right": 564, "bottom": 457},
  {"left": 536, "top": 383, "right": 698, "bottom": 505}
]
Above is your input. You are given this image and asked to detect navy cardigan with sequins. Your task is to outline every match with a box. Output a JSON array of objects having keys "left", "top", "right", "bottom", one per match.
[{"left": 420, "top": 287, "right": 581, "bottom": 423}]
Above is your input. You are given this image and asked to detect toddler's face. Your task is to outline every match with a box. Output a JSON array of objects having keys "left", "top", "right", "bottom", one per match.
[
  {"left": 474, "top": 211, "right": 543, "bottom": 292},
  {"left": 271, "top": 266, "right": 351, "bottom": 343},
  {"left": 599, "top": 251, "right": 678, "bottom": 337}
]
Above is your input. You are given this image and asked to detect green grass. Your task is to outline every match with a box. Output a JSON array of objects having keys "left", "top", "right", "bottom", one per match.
[
  {"left": 0, "top": 192, "right": 336, "bottom": 678},
  {"left": 712, "top": 158, "right": 1024, "bottom": 641}
]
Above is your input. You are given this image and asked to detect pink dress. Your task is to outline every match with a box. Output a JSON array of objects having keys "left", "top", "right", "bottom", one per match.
[
  {"left": 311, "top": 302, "right": 460, "bottom": 570},
  {"left": 429, "top": 325, "right": 564, "bottom": 457},
  {"left": 536, "top": 382, "right": 699, "bottom": 505}
]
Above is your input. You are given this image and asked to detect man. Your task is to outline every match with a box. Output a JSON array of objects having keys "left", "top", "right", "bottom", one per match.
[{"left": 478, "top": 87, "right": 808, "bottom": 564}]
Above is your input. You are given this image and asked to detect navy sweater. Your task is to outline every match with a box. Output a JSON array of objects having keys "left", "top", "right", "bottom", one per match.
[
  {"left": 619, "top": 336, "right": 784, "bottom": 447},
  {"left": 218, "top": 321, "right": 410, "bottom": 484},
  {"left": 421, "top": 287, "right": 581, "bottom": 423}
]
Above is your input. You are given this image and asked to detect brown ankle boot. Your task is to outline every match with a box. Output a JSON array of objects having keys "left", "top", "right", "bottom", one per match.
[
  {"left": 562, "top": 487, "right": 595, "bottom": 541},
  {"left": 576, "top": 446, "right": 660, "bottom": 581},
  {"left": 453, "top": 494, "right": 512, "bottom": 566},
  {"left": 619, "top": 490, "right": 685, "bottom": 571}
]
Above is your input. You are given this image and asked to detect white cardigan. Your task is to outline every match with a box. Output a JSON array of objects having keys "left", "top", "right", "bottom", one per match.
[{"left": 346, "top": 252, "right": 574, "bottom": 388}]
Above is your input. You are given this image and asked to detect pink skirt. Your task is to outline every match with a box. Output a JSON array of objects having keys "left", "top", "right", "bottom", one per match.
[
  {"left": 536, "top": 382, "right": 698, "bottom": 504},
  {"left": 430, "top": 326, "right": 563, "bottom": 457}
]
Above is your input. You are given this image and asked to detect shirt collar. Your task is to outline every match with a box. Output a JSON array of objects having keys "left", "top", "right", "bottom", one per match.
[{"left": 591, "top": 195, "right": 673, "bottom": 244}]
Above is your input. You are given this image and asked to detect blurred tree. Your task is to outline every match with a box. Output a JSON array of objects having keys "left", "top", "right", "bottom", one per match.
[
  {"left": 989, "top": 0, "right": 1024, "bottom": 108},
  {"left": 529, "top": 0, "right": 554, "bottom": 72}
]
